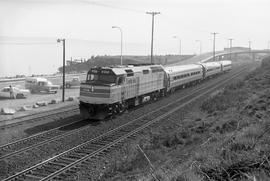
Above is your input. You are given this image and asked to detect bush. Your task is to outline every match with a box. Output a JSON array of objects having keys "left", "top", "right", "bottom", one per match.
[
  {"left": 200, "top": 81, "right": 247, "bottom": 114},
  {"left": 150, "top": 132, "right": 186, "bottom": 149}
]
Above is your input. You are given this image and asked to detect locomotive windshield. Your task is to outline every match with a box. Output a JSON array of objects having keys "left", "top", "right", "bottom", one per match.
[{"left": 86, "top": 73, "right": 116, "bottom": 84}]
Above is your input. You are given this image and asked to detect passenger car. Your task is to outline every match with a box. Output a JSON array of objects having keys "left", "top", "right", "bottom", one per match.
[{"left": 0, "top": 86, "right": 30, "bottom": 99}]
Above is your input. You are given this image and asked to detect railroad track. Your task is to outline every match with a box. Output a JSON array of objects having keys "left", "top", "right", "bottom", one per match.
[
  {"left": 2, "top": 65, "right": 249, "bottom": 181},
  {"left": 0, "top": 65, "right": 238, "bottom": 161},
  {"left": 0, "top": 114, "right": 84, "bottom": 160},
  {"left": 0, "top": 104, "right": 79, "bottom": 129}
]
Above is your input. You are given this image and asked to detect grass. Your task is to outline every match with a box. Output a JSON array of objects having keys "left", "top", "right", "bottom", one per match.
[{"left": 200, "top": 80, "right": 247, "bottom": 114}]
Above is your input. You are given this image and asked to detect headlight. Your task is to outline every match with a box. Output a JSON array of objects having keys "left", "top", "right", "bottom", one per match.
[{"left": 81, "top": 88, "right": 90, "bottom": 92}]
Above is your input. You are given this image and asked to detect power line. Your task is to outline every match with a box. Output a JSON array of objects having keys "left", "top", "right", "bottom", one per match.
[
  {"left": 0, "top": 42, "right": 57, "bottom": 45},
  {"left": 81, "top": 0, "right": 145, "bottom": 14}
]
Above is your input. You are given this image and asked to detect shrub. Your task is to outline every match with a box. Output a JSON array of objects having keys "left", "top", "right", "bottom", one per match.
[{"left": 200, "top": 81, "right": 247, "bottom": 114}]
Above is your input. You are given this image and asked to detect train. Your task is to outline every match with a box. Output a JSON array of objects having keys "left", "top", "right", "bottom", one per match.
[{"left": 79, "top": 60, "right": 232, "bottom": 119}]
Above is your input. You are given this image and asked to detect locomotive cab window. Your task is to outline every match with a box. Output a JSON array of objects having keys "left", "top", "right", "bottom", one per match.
[
  {"left": 117, "top": 76, "right": 124, "bottom": 85},
  {"left": 143, "top": 70, "right": 149, "bottom": 74},
  {"left": 38, "top": 82, "right": 45, "bottom": 86},
  {"left": 86, "top": 72, "right": 116, "bottom": 84}
]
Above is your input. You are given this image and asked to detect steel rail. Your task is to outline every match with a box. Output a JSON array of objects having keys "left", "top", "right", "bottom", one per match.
[
  {"left": 0, "top": 104, "right": 79, "bottom": 129},
  {"left": 0, "top": 115, "right": 83, "bottom": 160}
]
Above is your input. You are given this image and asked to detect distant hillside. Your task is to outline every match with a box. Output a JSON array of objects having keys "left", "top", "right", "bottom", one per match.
[
  {"left": 58, "top": 56, "right": 139, "bottom": 73},
  {"left": 58, "top": 54, "right": 195, "bottom": 73}
]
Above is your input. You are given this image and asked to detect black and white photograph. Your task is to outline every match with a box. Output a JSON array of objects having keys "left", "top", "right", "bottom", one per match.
[{"left": 0, "top": 0, "right": 270, "bottom": 180}]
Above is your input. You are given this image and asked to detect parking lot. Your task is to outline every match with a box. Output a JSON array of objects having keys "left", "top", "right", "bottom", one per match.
[{"left": 0, "top": 75, "right": 85, "bottom": 112}]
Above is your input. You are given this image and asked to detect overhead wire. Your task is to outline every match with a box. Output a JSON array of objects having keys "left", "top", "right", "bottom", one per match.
[
  {"left": 0, "top": 1, "right": 234, "bottom": 49},
  {"left": 79, "top": 0, "right": 145, "bottom": 14},
  {"left": 0, "top": 42, "right": 58, "bottom": 45}
]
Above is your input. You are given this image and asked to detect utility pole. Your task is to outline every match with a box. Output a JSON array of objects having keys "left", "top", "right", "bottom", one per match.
[
  {"left": 57, "top": 38, "right": 66, "bottom": 102},
  {"left": 248, "top": 40, "right": 252, "bottom": 50},
  {"left": 173, "top": 36, "right": 181, "bottom": 57},
  {"left": 211, "top": 32, "right": 218, "bottom": 61},
  {"left": 228, "top": 38, "right": 234, "bottom": 60},
  {"left": 146, "top": 11, "right": 160, "bottom": 64},
  {"left": 248, "top": 40, "right": 252, "bottom": 58},
  {"left": 112, "top": 26, "right": 123, "bottom": 65}
]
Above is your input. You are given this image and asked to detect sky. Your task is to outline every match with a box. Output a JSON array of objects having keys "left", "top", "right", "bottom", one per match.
[{"left": 0, "top": 0, "right": 269, "bottom": 76}]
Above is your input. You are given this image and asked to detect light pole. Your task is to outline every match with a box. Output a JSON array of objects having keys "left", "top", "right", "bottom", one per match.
[
  {"left": 173, "top": 36, "right": 181, "bottom": 57},
  {"left": 195, "top": 40, "right": 202, "bottom": 55},
  {"left": 228, "top": 38, "right": 234, "bottom": 60},
  {"left": 267, "top": 41, "right": 270, "bottom": 50},
  {"left": 57, "top": 38, "right": 65, "bottom": 102},
  {"left": 211, "top": 32, "right": 218, "bottom": 61},
  {"left": 248, "top": 40, "right": 252, "bottom": 58},
  {"left": 248, "top": 40, "right": 252, "bottom": 50},
  {"left": 112, "top": 26, "right": 123, "bottom": 65},
  {"left": 146, "top": 11, "right": 160, "bottom": 64}
]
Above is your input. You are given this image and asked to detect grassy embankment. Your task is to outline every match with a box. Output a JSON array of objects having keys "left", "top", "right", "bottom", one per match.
[{"left": 80, "top": 57, "right": 270, "bottom": 181}]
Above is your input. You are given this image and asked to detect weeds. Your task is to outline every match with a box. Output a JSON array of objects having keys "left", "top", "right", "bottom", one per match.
[
  {"left": 200, "top": 81, "right": 247, "bottom": 114},
  {"left": 98, "top": 57, "right": 270, "bottom": 181}
]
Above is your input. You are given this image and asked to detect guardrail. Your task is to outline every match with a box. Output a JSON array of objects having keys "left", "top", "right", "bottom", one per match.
[{"left": 0, "top": 73, "right": 86, "bottom": 83}]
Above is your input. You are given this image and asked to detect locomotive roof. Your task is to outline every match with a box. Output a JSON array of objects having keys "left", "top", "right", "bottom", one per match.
[
  {"left": 90, "top": 64, "right": 164, "bottom": 75},
  {"left": 164, "top": 64, "right": 202, "bottom": 73}
]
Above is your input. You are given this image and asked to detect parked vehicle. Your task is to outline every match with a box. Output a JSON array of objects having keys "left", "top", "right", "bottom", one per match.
[
  {"left": 0, "top": 86, "right": 30, "bottom": 99},
  {"left": 65, "top": 77, "right": 81, "bottom": 88},
  {"left": 25, "top": 77, "right": 59, "bottom": 93}
]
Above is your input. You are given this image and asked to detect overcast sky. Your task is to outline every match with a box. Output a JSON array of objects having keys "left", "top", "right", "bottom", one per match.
[{"left": 0, "top": 0, "right": 269, "bottom": 76}]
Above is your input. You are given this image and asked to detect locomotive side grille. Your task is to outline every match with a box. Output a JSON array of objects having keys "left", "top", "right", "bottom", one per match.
[
  {"left": 80, "top": 87, "right": 110, "bottom": 93},
  {"left": 80, "top": 92, "right": 110, "bottom": 98}
]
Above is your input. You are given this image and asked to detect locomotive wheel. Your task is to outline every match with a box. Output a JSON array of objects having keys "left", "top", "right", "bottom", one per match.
[
  {"left": 119, "top": 102, "right": 127, "bottom": 113},
  {"left": 87, "top": 106, "right": 95, "bottom": 117}
]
